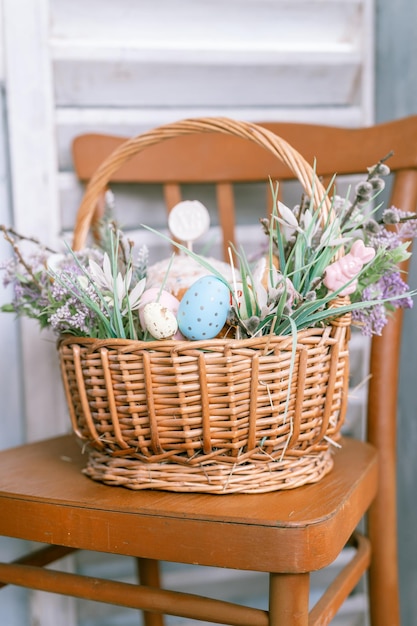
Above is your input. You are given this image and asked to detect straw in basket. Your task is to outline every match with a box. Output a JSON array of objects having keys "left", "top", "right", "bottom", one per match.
[{"left": 59, "top": 118, "right": 351, "bottom": 494}]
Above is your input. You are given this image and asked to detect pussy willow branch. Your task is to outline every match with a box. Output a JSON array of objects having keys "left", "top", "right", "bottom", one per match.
[
  {"left": 1, "top": 226, "right": 56, "bottom": 253},
  {"left": 341, "top": 151, "right": 394, "bottom": 228},
  {"left": 391, "top": 213, "right": 417, "bottom": 223},
  {"left": 368, "top": 150, "right": 394, "bottom": 175},
  {"left": 1, "top": 225, "right": 54, "bottom": 287}
]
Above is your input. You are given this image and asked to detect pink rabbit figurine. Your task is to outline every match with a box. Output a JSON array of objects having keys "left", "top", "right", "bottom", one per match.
[{"left": 323, "top": 239, "right": 376, "bottom": 296}]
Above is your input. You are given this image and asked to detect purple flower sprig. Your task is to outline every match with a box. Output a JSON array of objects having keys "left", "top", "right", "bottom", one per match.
[
  {"left": 351, "top": 271, "right": 413, "bottom": 336},
  {"left": 347, "top": 205, "right": 417, "bottom": 335},
  {"left": 0, "top": 226, "right": 56, "bottom": 327},
  {"left": 1, "top": 214, "right": 150, "bottom": 340}
]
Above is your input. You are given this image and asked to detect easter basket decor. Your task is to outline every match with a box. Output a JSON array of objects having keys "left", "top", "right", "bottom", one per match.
[{"left": 59, "top": 117, "right": 351, "bottom": 494}]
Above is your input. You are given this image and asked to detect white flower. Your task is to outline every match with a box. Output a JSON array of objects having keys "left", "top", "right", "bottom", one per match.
[
  {"left": 77, "top": 275, "right": 89, "bottom": 290},
  {"left": 277, "top": 201, "right": 299, "bottom": 228},
  {"left": 123, "top": 277, "right": 146, "bottom": 314},
  {"left": 88, "top": 254, "right": 114, "bottom": 291},
  {"left": 302, "top": 208, "right": 313, "bottom": 231},
  {"left": 88, "top": 253, "right": 146, "bottom": 312},
  {"left": 319, "top": 218, "right": 352, "bottom": 247},
  {"left": 300, "top": 208, "right": 322, "bottom": 246},
  {"left": 46, "top": 253, "right": 67, "bottom": 273},
  {"left": 272, "top": 201, "right": 303, "bottom": 238}
]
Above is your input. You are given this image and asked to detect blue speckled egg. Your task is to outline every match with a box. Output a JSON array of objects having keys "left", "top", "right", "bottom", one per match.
[{"left": 177, "top": 275, "right": 230, "bottom": 340}]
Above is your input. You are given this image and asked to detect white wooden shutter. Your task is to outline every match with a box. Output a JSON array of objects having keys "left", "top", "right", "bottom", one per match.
[{"left": 0, "top": 1, "right": 374, "bottom": 624}]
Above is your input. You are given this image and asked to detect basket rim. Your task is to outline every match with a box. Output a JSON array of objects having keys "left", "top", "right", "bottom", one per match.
[{"left": 58, "top": 324, "right": 342, "bottom": 352}]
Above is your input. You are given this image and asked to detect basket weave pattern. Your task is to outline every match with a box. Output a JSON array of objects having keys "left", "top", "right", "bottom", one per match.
[{"left": 61, "top": 118, "right": 351, "bottom": 493}]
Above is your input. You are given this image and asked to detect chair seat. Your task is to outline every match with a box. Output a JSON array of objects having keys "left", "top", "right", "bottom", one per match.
[{"left": 0, "top": 435, "right": 377, "bottom": 574}]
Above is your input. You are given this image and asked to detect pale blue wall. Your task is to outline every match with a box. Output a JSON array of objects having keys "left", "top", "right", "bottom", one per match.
[
  {"left": 0, "top": 84, "right": 29, "bottom": 626},
  {"left": 0, "top": 85, "right": 24, "bottom": 451},
  {"left": 376, "top": 1, "right": 417, "bottom": 624}
]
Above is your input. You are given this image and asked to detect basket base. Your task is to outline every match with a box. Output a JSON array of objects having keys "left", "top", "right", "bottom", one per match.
[{"left": 82, "top": 449, "right": 334, "bottom": 494}]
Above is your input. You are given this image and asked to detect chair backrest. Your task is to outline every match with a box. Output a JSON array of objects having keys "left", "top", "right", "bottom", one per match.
[
  {"left": 72, "top": 117, "right": 417, "bottom": 258},
  {"left": 72, "top": 116, "right": 417, "bottom": 620}
]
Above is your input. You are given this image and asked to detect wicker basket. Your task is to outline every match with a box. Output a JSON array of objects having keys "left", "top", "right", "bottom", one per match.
[{"left": 59, "top": 117, "right": 351, "bottom": 494}]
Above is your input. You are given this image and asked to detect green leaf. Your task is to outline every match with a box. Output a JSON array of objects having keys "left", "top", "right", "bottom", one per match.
[
  {"left": 1, "top": 303, "right": 15, "bottom": 313},
  {"left": 268, "top": 179, "right": 286, "bottom": 270}
]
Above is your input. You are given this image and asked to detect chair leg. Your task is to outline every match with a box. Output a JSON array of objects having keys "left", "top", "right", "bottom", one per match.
[
  {"left": 268, "top": 572, "right": 310, "bottom": 626},
  {"left": 136, "top": 558, "right": 164, "bottom": 626}
]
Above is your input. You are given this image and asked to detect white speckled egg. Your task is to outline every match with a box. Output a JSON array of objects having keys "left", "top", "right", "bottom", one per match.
[
  {"left": 143, "top": 302, "right": 178, "bottom": 339},
  {"left": 138, "top": 288, "right": 180, "bottom": 328},
  {"left": 177, "top": 275, "right": 230, "bottom": 340}
]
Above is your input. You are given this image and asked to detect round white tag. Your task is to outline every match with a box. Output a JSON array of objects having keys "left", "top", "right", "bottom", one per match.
[{"left": 168, "top": 201, "right": 210, "bottom": 247}]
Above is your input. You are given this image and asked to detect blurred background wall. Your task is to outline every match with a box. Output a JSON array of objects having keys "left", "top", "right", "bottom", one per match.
[{"left": 375, "top": 2, "right": 417, "bottom": 626}]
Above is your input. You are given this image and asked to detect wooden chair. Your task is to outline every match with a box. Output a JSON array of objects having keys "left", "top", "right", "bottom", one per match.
[{"left": 1, "top": 116, "right": 417, "bottom": 625}]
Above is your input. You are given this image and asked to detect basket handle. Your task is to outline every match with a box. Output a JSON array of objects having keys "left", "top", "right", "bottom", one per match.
[{"left": 72, "top": 117, "right": 333, "bottom": 251}]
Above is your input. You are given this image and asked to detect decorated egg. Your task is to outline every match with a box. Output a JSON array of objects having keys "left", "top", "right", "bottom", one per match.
[
  {"left": 138, "top": 287, "right": 180, "bottom": 329},
  {"left": 177, "top": 275, "right": 230, "bottom": 340},
  {"left": 143, "top": 302, "right": 178, "bottom": 339},
  {"left": 232, "top": 282, "right": 257, "bottom": 320}
]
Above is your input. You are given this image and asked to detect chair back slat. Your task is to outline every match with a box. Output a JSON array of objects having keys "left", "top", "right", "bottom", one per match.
[
  {"left": 215, "top": 182, "right": 237, "bottom": 261},
  {"left": 163, "top": 183, "right": 182, "bottom": 211}
]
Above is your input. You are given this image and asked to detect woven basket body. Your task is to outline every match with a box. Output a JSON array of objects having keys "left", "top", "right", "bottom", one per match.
[{"left": 61, "top": 117, "right": 351, "bottom": 494}]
